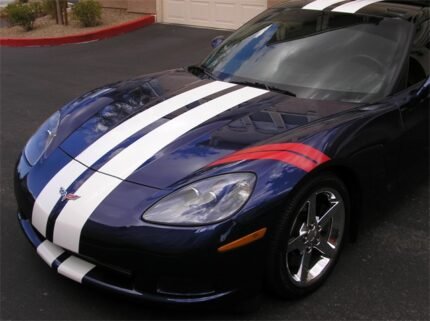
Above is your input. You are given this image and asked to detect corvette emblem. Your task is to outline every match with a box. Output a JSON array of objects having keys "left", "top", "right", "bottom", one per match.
[{"left": 59, "top": 187, "right": 80, "bottom": 201}]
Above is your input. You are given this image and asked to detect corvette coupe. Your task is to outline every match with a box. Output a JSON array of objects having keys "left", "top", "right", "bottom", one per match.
[{"left": 15, "top": 0, "right": 429, "bottom": 305}]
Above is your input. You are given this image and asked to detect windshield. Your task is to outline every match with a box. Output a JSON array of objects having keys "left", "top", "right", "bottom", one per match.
[{"left": 202, "top": 9, "right": 413, "bottom": 103}]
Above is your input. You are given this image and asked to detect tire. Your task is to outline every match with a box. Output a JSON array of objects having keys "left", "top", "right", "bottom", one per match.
[{"left": 266, "top": 172, "right": 350, "bottom": 299}]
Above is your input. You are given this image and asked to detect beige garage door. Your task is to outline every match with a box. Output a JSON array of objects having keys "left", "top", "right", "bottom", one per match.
[{"left": 162, "top": 0, "right": 267, "bottom": 30}]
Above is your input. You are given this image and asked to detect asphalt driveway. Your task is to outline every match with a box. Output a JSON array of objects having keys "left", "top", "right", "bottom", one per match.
[{"left": 1, "top": 24, "right": 429, "bottom": 320}]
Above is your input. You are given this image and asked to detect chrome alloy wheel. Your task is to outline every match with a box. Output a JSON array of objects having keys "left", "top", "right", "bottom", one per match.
[{"left": 286, "top": 188, "right": 345, "bottom": 287}]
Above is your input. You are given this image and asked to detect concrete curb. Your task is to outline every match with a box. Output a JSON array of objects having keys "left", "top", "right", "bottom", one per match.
[{"left": 0, "top": 15, "right": 155, "bottom": 47}]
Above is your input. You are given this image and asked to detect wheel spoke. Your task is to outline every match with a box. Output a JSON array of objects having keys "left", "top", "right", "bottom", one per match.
[
  {"left": 318, "top": 201, "right": 340, "bottom": 228},
  {"left": 286, "top": 188, "right": 345, "bottom": 286},
  {"left": 288, "top": 235, "right": 306, "bottom": 253},
  {"left": 307, "top": 193, "right": 317, "bottom": 226},
  {"left": 315, "top": 240, "right": 336, "bottom": 258},
  {"left": 297, "top": 250, "right": 312, "bottom": 282}
]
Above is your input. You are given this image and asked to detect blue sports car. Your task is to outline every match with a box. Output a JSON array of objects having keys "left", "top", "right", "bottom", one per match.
[{"left": 15, "top": 0, "right": 429, "bottom": 305}]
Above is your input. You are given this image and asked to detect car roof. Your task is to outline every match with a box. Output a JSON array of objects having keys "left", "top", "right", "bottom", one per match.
[{"left": 275, "top": 0, "right": 429, "bottom": 21}]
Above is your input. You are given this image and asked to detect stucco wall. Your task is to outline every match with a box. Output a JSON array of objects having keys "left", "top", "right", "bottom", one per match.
[
  {"left": 100, "top": 0, "right": 127, "bottom": 10},
  {"left": 99, "top": 0, "right": 156, "bottom": 14},
  {"left": 268, "top": 0, "right": 286, "bottom": 7},
  {"left": 99, "top": 0, "right": 285, "bottom": 16}
]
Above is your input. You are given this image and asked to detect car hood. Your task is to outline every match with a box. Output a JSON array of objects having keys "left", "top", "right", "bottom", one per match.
[{"left": 58, "top": 69, "right": 357, "bottom": 189}]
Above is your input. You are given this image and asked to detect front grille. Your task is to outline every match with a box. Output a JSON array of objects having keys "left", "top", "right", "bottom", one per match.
[
  {"left": 76, "top": 252, "right": 133, "bottom": 278},
  {"left": 156, "top": 276, "right": 215, "bottom": 297}
]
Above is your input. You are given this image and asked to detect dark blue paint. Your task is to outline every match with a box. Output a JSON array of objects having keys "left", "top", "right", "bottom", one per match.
[
  {"left": 13, "top": 0, "right": 430, "bottom": 304},
  {"left": 25, "top": 148, "right": 74, "bottom": 200},
  {"left": 58, "top": 69, "right": 357, "bottom": 188}
]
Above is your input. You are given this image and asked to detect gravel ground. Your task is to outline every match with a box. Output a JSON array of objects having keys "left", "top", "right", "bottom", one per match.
[{"left": 0, "top": 8, "right": 144, "bottom": 38}]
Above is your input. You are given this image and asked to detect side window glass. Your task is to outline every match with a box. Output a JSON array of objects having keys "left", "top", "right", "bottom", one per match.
[{"left": 408, "top": 15, "right": 430, "bottom": 87}]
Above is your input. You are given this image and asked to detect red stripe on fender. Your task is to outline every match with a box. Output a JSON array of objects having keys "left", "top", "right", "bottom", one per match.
[
  {"left": 210, "top": 150, "right": 318, "bottom": 172},
  {"left": 233, "top": 143, "right": 330, "bottom": 164}
]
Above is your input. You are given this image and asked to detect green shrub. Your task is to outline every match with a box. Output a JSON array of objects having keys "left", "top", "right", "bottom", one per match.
[
  {"left": 5, "top": 3, "right": 39, "bottom": 31},
  {"left": 31, "top": 2, "right": 45, "bottom": 18},
  {"left": 72, "top": 0, "right": 101, "bottom": 27},
  {"left": 42, "top": 0, "right": 57, "bottom": 19}
]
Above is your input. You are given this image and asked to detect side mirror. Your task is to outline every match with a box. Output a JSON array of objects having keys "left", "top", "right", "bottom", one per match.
[{"left": 211, "top": 36, "right": 225, "bottom": 49}]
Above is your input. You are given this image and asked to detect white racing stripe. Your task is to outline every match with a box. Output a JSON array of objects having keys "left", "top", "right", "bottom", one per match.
[
  {"left": 332, "top": 0, "right": 384, "bottom": 13},
  {"left": 54, "top": 171, "right": 123, "bottom": 252},
  {"left": 37, "top": 239, "right": 96, "bottom": 283},
  {"left": 37, "top": 240, "right": 65, "bottom": 267},
  {"left": 303, "top": 0, "right": 347, "bottom": 10},
  {"left": 31, "top": 81, "right": 234, "bottom": 237},
  {"left": 75, "top": 81, "right": 235, "bottom": 165},
  {"left": 53, "top": 86, "right": 268, "bottom": 253},
  {"left": 57, "top": 256, "right": 96, "bottom": 283},
  {"left": 32, "top": 161, "right": 88, "bottom": 236}
]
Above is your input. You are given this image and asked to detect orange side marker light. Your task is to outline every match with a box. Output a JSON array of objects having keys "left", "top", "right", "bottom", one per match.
[{"left": 217, "top": 228, "right": 267, "bottom": 253}]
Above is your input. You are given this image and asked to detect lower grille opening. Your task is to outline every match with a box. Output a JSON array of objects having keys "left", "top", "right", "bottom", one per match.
[
  {"left": 156, "top": 276, "right": 215, "bottom": 297},
  {"left": 77, "top": 253, "right": 132, "bottom": 278}
]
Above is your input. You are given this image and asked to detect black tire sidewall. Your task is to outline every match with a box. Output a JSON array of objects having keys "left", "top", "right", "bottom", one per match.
[{"left": 266, "top": 172, "right": 350, "bottom": 299}]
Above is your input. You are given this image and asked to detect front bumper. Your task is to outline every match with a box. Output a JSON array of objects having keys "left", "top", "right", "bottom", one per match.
[
  {"left": 15, "top": 151, "right": 269, "bottom": 305},
  {"left": 18, "top": 212, "right": 264, "bottom": 305},
  {"left": 15, "top": 147, "right": 267, "bottom": 305}
]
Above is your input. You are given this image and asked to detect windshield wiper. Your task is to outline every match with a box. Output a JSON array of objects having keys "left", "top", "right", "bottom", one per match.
[
  {"left": 232, "top": 81, "right": 296, "bottom": 97},
  {"left": 188, "top": 65, "right": 216, "bottom": 80}
]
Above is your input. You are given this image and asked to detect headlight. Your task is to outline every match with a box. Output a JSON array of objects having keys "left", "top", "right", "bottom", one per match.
[
  {"left": 24, "top": 111, "right": 61, "bottom": 166},
  {"left": 143, "top": 173, "right": 256, "bottom": 226}
]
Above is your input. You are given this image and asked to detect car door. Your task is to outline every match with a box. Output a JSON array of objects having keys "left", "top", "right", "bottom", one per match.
[{"left": 394, "top": 15, "right": 429, "bottom": 181}]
